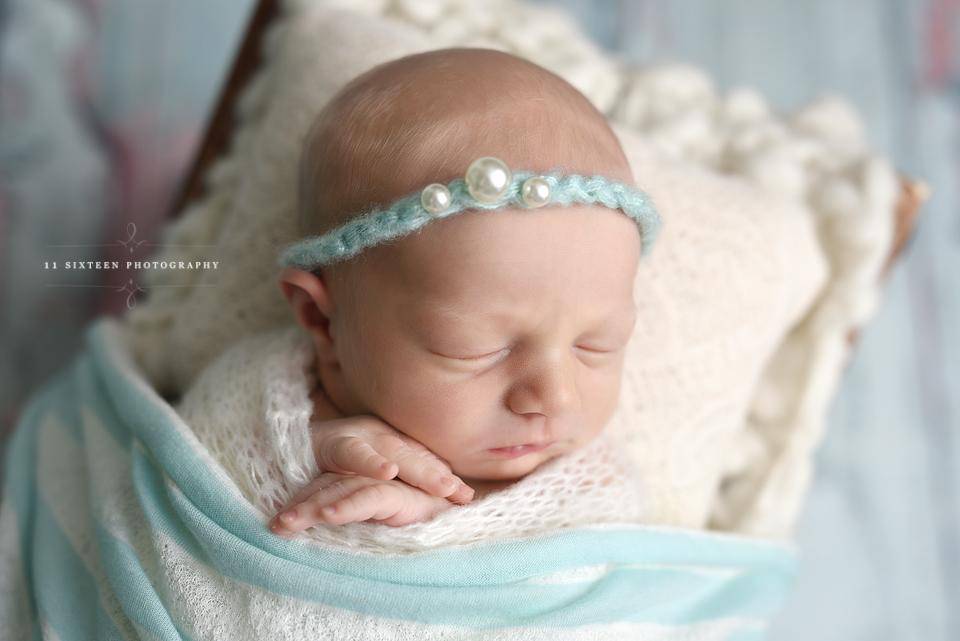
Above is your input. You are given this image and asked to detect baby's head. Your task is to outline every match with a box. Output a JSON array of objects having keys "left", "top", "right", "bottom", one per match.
[{"left": 280, "top": 48, "right": 644, "bottom": 484}]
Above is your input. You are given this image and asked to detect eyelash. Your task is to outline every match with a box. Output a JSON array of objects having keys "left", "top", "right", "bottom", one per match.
[
  {"left": 455, "top": 348, "right": 508, "bottom": 362},
  {"left": 453, "top": 344, "right": 619, "bottom": 362}
]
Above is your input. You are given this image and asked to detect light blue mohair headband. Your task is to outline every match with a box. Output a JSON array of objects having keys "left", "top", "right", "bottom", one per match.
[{"left": 277, "top": 156, "right": 662, "bottom": 270}]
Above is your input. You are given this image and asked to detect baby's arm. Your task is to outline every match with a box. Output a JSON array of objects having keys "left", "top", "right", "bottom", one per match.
[{"left": 269, "top": 415, "right": 474, "bottom": 535}]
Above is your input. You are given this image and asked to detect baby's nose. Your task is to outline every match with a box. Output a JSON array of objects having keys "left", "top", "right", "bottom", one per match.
[{"left": 507, "top": 350, "right": 579, "bottom": 418}]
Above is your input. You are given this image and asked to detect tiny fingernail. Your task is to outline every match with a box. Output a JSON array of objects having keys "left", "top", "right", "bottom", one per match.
[
  {"left": 440, "top": 475, "right": 456, "bottom": 488},
  {"left": 322, "top": 505, "right": 337, "bottom": 515},
  {"left": 280, "top": 509, "right": 298, "bottom": 522}
]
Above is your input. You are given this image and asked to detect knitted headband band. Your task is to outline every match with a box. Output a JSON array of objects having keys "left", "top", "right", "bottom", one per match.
[{"left": 277, "top": 156, "right": 662, "bottom": 270}]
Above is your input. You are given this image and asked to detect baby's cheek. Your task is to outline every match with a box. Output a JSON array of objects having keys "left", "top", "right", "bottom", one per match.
[
  {"left": 407, "top": 398, "right": 486, "bottom": 453},
  {"left": 376, "top": 370, "right": 478, "bottom": 439},
  {"left": 585, "top": 366, "right": 625, "bottom": 426}
]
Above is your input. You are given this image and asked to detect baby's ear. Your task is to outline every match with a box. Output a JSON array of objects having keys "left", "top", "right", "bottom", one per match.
[{"left": 278, "top": 268, "right": 335, "bottom": 345}]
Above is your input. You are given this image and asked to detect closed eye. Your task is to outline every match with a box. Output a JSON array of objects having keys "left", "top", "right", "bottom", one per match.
[
  {"left": 430, "top": 347, "right": 508, "bottom": 362},
  {"left": 458, "top": 349, "right": 506, "bottom": 361},
  {"left": 575, "top": 344, "right": 618, "bottom": 353},
  {"left": 430, "top": 343, "right": 624, "bottom": 363}
]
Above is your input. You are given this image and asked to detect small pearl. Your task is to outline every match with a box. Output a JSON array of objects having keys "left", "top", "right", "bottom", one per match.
[
  {"left": 520, "top": 177, "right": 552, "bottom": 208},
  {"left": 420, "top": 183, "right": 452, "bottom": 215},
  {"left": 464, "top": 157, "right": 512, "bottom": 203}
]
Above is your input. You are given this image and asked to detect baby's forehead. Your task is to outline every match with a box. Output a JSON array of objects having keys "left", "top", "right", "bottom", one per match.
[{"left": 351, "top": 205, "right": 640, "bottom": 310}]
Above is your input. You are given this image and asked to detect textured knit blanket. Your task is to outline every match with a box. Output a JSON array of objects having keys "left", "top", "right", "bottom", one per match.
[{"left": 0, "top": 317, "right": 799, "bottom": 640}]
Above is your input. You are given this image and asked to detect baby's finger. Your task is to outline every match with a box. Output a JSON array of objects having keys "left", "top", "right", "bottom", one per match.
[
  {"left": 269, "top": 506, "right": 303, "bottom": 538},
  {"left": 445, "top": 481, "right": 475, "bottom": 505},
  {"left": 319, "top": 483, "right": 405, "bottom": 526},
  {"left": 321, "top": 435, "right": 399, "bottom": 480},
  {"left": 390, "top": 441, "right": 467, "bottom": 500},
  {"left": 275, "top": 474, "right": 334, "bottom": 515},
  {"left": 270, "top": 475, "right": 359, "bottom": 535}
]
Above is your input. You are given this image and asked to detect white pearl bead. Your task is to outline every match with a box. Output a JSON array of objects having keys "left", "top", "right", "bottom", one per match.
[
  {"left": 464, "top": 156, "right": 512, "bottom": 203},
  {"left": 420, "top": 183, "right": 452, "bottom": 215},
  {"left": 520, "top": 177, "right": 552, "bottom": 208}
]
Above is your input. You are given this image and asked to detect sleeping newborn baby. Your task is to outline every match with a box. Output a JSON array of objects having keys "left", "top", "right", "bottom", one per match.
[
  {"left": 262, "top": 47, "right": 660, "bottom": 537},
  {"left": 179, "top": 47, "right": 660, "bottom": 543}
]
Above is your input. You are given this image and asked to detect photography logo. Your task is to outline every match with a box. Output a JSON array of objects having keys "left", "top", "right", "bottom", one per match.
[{"left": 43, "top": 222, "right": 218, "bottom": 309}]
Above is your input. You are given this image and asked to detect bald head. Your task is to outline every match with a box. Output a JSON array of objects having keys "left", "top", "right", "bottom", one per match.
[
  {"left": 282, "top": 49, "right": 642, "bottom": 464},
  {"left": 297, "top": 47, "right": 634, "bottom": 240}
]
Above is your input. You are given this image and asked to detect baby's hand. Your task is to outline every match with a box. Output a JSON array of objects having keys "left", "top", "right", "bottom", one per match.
[
  {"left": 309, "top": 415, "right": 474, "bottom": 505},
  {"left": 269, "top": 472, "right": 454, "bottom": 534}
]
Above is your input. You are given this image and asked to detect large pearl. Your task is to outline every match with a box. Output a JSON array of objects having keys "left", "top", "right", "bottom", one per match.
[
  {"left": 420, "top": 183, "right": 452, "bottom": 215},
  {"left": 464, "top": 156, "right": 512, "bottom": 203},
  {"left": 520, "top": 177, "right": 552, "bottom": 208}
]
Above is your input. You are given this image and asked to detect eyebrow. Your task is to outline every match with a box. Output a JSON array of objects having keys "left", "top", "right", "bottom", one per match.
[
  {"left": 418, "top": 301, "right": 636, "bottom": 330},
  {"left": 424, "top": 305, "right": 511, "bottom": 325}
]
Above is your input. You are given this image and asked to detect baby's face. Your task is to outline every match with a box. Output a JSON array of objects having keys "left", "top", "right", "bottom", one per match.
[{"left": 314, "top": 205, "right": 641, "bottom": 484}]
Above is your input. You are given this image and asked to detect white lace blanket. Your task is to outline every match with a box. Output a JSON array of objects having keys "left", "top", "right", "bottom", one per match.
[{"left": 174, "top": 324, "right": 647, "bottom": 553}]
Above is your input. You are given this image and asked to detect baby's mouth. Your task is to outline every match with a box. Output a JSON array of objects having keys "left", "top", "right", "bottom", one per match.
[{"left": 486, "top": 441, "right": 554, "bottom": 459}]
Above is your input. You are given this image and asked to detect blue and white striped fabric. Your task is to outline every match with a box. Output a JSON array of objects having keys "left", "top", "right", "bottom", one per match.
[{"left": 0, "top": 318, "right": 799, "bottom": 640}]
